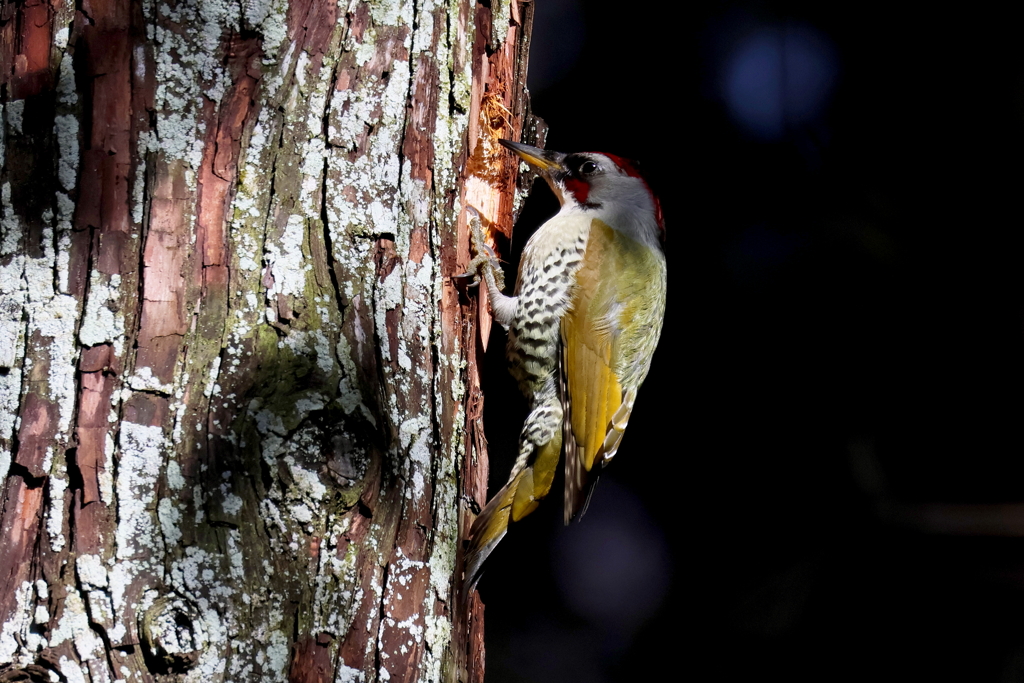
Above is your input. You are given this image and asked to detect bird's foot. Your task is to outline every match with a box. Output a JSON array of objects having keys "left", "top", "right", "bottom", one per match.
[{"left": 457, "top": 208, "right": 505, "bottom": 290}]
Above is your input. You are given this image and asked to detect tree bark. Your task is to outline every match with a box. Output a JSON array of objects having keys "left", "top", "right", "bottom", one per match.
[{"left": 0, "top": 0, "right": 541, "bottom": 680}]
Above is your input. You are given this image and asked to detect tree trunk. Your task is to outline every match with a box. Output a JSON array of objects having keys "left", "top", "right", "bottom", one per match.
[{"left": 0, "top": 0, "right": 541, "bottom": 680}]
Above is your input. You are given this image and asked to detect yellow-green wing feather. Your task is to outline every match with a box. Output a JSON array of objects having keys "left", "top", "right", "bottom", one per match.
[{"left": 562, "top": 218, "right": 666, "bottom": 522}]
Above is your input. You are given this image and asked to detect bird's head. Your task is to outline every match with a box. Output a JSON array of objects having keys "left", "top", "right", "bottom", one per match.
[{"left": 499, "top": 139, "right": 665, "bottom": 246}]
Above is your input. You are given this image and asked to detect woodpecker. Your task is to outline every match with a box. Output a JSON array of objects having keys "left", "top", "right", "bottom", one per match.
[{"left": 463, "top": 139, "right": 667, "bottom": 592}]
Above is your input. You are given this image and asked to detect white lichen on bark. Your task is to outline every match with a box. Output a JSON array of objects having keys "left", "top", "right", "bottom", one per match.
[{"left": 0, "top": 0, "right": 506, "bottom": 677}]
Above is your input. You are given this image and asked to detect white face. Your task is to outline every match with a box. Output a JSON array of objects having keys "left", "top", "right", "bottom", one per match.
[
  {"left": 554, "top": 153, "right": 664, "bottom": 247},
  {"left": 553, "top": 153, "right": 646, "bottom": 207}
]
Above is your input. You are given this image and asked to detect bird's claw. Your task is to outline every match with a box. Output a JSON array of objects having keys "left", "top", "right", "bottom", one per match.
[{"left": 458, "top": 209, "right": 505, "bottom": 290}]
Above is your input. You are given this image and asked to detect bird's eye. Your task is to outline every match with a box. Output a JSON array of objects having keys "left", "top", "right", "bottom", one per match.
[{"left": 579, "top": 161, "right": 598, "bottom": 175}]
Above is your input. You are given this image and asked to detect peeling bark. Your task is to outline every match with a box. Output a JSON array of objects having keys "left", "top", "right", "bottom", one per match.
[{"left": 0, "top": 0, "right": 540, "bottom": 680}]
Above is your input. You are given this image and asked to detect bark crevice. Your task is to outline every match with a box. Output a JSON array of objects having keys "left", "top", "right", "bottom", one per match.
[{"left": 0, "top": 1, "right": 538, "bottom": 681}]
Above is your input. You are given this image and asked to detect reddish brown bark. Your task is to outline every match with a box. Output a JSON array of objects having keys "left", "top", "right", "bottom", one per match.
[{"left": 0, "top": 1, "right": 540, "bottom": 681}]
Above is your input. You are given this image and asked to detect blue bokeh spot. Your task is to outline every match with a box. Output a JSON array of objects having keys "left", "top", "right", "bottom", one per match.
[{"left": 723, "top": 25, "right": 838, "bottom": 140}]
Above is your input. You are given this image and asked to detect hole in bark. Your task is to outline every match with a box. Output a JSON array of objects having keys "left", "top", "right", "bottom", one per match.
[
  {"left": 65, "top": 447, "right": 84, "bottom": 493},
  {"left": 286, "top": 406, "right": 372, "bottom": 499},
  {"left": 7, "top": 462, "right": 45, "bottom": 488},
  {"left": 0, "top": 664, "right": 52, "bottom": 682},
  {"left": 140, "top": 596, "right": 205, "bottom": 675},
  {"left": 209, "top": 520, "right": 238, "bottom": 529}
]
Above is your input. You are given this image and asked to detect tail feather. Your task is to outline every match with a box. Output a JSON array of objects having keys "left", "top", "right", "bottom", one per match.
[
  {"left": 464, "top": 473, "right": 521, "bottom": 597},
  {"left": 464, "top": 434, "right": 562, "bottom": 597}
]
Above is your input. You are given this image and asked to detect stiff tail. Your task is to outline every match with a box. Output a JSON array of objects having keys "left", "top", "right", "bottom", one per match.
[{"left": 463, "top": 433, "right": 562, "bottom": 597}]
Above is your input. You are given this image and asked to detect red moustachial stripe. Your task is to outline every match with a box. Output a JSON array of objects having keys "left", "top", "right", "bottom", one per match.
[{"left": 564, "top": 177, "right": 590, "bottom": 204}]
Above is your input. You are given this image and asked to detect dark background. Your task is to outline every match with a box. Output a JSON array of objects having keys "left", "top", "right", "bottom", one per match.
[{"left": 476, "top": 2, "right": 1024, "bottom": 681}]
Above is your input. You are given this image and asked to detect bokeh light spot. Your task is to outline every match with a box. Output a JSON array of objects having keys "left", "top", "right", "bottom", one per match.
[
  {"left": 552, "top": 480, "right": 671, "bottom": 647},
  {"left": 722, "top": 24, "right": 838, "bottom": 140}
]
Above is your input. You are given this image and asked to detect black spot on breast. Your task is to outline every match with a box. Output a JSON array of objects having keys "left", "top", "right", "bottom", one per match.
[
  {"left": 520, "top": 349, "right": 549, "bottom": 364},
  {"left": 516, "top": 335, "right": 547, "bottom": 349}
]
